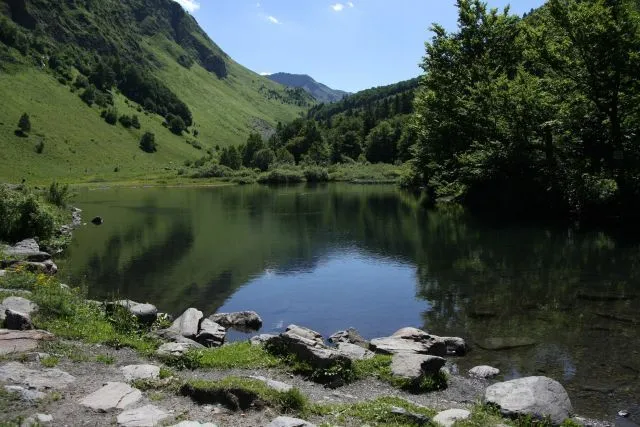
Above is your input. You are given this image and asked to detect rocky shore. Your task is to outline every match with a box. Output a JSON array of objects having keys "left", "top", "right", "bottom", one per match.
[{"left": 0, "top": 238, "right": 621, "bottom": 427}]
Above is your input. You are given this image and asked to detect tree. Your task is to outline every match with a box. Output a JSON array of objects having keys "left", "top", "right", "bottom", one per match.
[
  {"left": 131, "top": 115, "right": 141, "bottom": 129},
  {"left": 366, "top": 121, "right": 396, "bottom": 163},
  {"left": 80, "top": 85, "right": 97, "bottom": 106},
  {"left": 139, "top": 132, "right": 157, "bottom": 153},
  {"left": 17, "top": 113, "right": 31, "bottom": 134},
  {"left": 253, "top": 148, "right": 276, "bottom": 171},
  {"left": 103, "top": 108, "right": 118, "bottom": 125},
  {"left": 166, "top": 114, "right": 186, "bottom": 135},
  {"left": 219, "top": 146, "right": 242, "bottom": 170},
  {"left": 242, "top": 133, "right": 265, "bottom": 167}
]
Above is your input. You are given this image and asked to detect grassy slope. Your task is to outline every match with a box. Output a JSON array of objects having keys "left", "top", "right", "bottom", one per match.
[{"left": 0, "top": 40, "right": 308, "bottom": 184}]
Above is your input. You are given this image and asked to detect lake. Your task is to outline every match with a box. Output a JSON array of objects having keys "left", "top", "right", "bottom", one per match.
[{"left": 61, "top": 183, "right": 640, "bottom": 420}]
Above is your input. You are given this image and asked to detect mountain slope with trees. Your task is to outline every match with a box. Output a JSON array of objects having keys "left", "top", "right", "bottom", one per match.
[
  {"left": 267, "top": 72, "right": 349, "bottom": 103},
  {"left": 0, "top": 0, "right": 313, "bottom": 182}
]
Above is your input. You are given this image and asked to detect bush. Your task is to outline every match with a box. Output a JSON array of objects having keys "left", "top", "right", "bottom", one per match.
[
  {"left": 45, "top": 182, "right": 70, "bottom": 208},
  {"left": 0, "top": 186, "right": 56, "bottom": 243},
  {"left": 257, "top": 168, "right": 304, "bottom": 184},
  {"left": 73, "top": 75, "right": 89, "bottom": 89},
  {"left": 131, "top": 115, "right": 141, "bottom": 129},
  {"left": 18, "top": 113, "right": 31, "bottom": 134},
  {"left": 253, "top": 148, "right": 276, "bottom": 172},
  {"left": 80, "top": 85, "right": 96, "bottom": 106},
  {"left": 34, "top": 140, "right": 45, "bottom": 154},
  {"left": 139, "top": 132, "right": 157, "bottom": 153},
  {"left": 220, "top": 146, "right": 242, "bottom": 170},
  {"left": 192, "top": 163, "right": 232, "bottom": 178},
  {"left": 303, "top": 167, "right": 329, "bottom": 182},
  {"left": 167, "top": 114, "right": 186, "bottom": 135},
  {"left": 103, "top": 108, "right": 118, "bottom": 125},
  {"left": 118, "top": 115, "right": 133, "bottom": 128}
]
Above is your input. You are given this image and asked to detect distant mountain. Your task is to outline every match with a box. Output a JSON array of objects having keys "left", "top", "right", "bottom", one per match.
[{"left": 267, "top": 73, "right": 349, "bottom": 104}]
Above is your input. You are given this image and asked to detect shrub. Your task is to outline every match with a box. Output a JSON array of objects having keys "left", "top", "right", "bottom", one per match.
[
  {"left": 94, "top": 91, "right": 113, "bottom": 108},
  {"left": 17, "top": 113, "right": 31, "bottom": 134},
  {"left": 253, "top": 148, "right": 276, "bottom": 172},
  {"left": 0, "top": 186, "right": 56, "bottom": 243},
  {"left": 303, "top": 167, "right": 329, "bottom": 182},
  {"left": 73, "top": 75, "right": 89, "bottom": 89},
  {"left": 192, "top": 163, "right": 232, "bottom": 178},
  {"left": 80, "top": 85, "right": 96, "bottom": 106},
  {"left": 167, "top": 114, "right": 186, "bottom": 135},
  {"left": 220, "top": 146, "right": 242, "bottom": 170},
  {"left": 257, "top": 168, "right": 304, "bottom": 184},
  {"left": 140, "top": 132, "right": 157, "bottom": 153},
  {"left": 118, "top": 115, "right": 133, "bottom": 128},
  {"left": 45, "top": 182, "right": 70, "bottom": 208},
  {"left": 131, "top": 115, "right": 141, "bottom": 129},
  {"left": 104, "top": 108, "right": 118, "bottom": 125},
  {"left": 34, "top": 140, "right": 45, "bottom": 154}
]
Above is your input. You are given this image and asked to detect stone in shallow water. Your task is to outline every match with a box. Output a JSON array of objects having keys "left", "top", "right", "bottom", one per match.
[
  {"left": 370, "top": 327, "right": 447, "bottom": 356},
  {"left": 433, "top": 409, "right": 471, "bottom": 427},
  {"left": 484, "top": 376, "right": 573, "bottom": 425},
  {"left": 117, "top": 404, "right": 170, "bottom": 427},
  {"left": 121, "top": 365, "right": 160, "bottom": 381},
  {"left": 469, "top": 365, "right": 500, "bottom": 379},
  {"left": 266, "top": 416, "right": 316, "bottom": 427},
  {"left": 208, "top": 311, "right": 262, "bottom": 331},
  {"left": 80, "top": 382, "right": 142, "bottom": 412},
  {"left": 475, "top": 337, "right": 537, "bottom": 351},
  {"left": 0, "top": 361, "right": 75, "bottom": 390}
]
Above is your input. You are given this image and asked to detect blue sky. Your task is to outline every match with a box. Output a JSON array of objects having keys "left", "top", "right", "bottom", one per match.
[{"left": 174, "top": 0, "right": 547, "bottom": 93}]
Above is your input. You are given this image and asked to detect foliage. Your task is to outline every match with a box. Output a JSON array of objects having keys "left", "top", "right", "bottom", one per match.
[
  {"left": 40, "top": 355, "right": 60, "bottom": 368},
  {"left": 411, "top": 0, "right": 640, "bottom": 220},
  {"left": 166, "top": 113, "right": 186, "bottom": 135},
  {"left": 139, "top": 132, "right": 157, "bottom": 153},
  {"left": 219, "top": 145, "right": 242, "bottom": 170},
  {"left": 253, "top": 148, "right": 276, "bottom": 172},
  {"left": 257, "top": 168, "right": 305, "bottom": 184},
  {"left": 164, "top": 342, "right": 282, "bottom": 370},
  {"left": 303, "top": 166, "right": 329, "bottom": 182},
  {"left": 103, "top": 107, "right": 118, "bottom": 125},
  {"left": 0, "top": 185, "right": 56, "bottom": 244},
  {"left": 242, "top": 132, "right": 265, "bottom": 167},
  {"left": 325, "top": 396, "right": 436, "bottom": 427},
  {"left": 17, "top": 113, "right": 31, "bottom": 134},
  {"left": 45, "top": 182, "right": 71, "bottom": 207}
]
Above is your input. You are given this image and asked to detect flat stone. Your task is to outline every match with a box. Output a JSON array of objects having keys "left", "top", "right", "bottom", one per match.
[
  {"left": 121, "top": 365, "right": 160, "bottom": 381},
  {"left": 0, "top": 329, "right": 54, "bottom": 355},
  {"left": 117, "top": 404, "right": 170, "bottom": 427},
  {"left": 4, "top": 385, "right": 46, "bottom": 401},
  {"left": 391, "top": 353, "right": 446, "bottom": 380},
  {"left": 476, "top": 337, "right": 537, "bottom": 351},
  {"left": 336, "top": 342, "right": 374, "bottom": 360},
  {"left": 80, "top": 382, "right": 142, "bottom": 412},
  {"left": 169, "top": 423, "right": 218, "bottom": 427},
  {"left": 266, "top": 416, "right": 316, "bottom": 427},
  {"left": 270, "top": 328, "right": 351, "bottom": 371},
  {"left": 167, "top": 308, "right": 203, "bottom": 339},
  {"left": 284, "top": 324, "right": 324, "bottom": 345},
  {"left": 250, "top": 334, "right": 277, "bottom": 346},
  {"left": 20, "top": 413, "right": 54, "bottom": 426},
  {"left": 484, "top": 376, "right": 573, "bottom": 425},
  {"left": 433, "top": 409, "right": 471, "bottom": 427},
  {"left": 209, "top": 310, "right": 262, "bottom": 331},
  {"left": 5, "top": 309, "right": 34, "bottom": 330},
  {"left": 0, "top": 297, "right": 38, "bottom": 322},
  {"left": 371, "top": 328, "right": 447, "bottom": 356},
  {"left": 196, "top": 319, "right": 226, "bottom": 347},
  {"left": 469, "top": 365, "right": 500, "bottom": 379},
  {"left": 328, "top": 327, "right": 369, "bottom": 348},
  {"left": 0, "top": 362, "right": 75, "bottom": 390},
  {"left": 248, "top": 375, "right": 293, "bottom": 392},
  {"left": 156, "top": 340, "right": 203, "bottom": 357}
]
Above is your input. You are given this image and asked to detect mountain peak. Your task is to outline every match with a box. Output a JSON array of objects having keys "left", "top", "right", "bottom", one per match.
[{"left": 267, "top": 73, "right": 349, "bottom": 103}]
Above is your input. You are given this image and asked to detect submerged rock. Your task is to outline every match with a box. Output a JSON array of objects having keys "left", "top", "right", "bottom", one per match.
[
  {"left": 476, "top": 337, "right": 537, "bottom": 351},
  {"left": 208, "top": 311, "right": 262, "bottom": 332},
  {"left": 469, "top": 365, "right": 500, "bottom": 379},
  {"left": 484, "top": 376, "right": 573, "bottom": 425},
  {"left": 370, "top": 327, "right": 447, "bottom": 356},
  {"left": 91, "top": 216, "right": 103, "bottom": 225}
]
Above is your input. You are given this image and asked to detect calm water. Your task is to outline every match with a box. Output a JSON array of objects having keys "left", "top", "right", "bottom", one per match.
[{"left": 62, "top": 184, "right": 640, "bottom": 420}]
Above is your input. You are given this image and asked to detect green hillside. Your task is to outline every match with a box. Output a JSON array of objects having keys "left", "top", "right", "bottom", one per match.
[{"left": 0, "top": 0, "right": 314, "bottom": 183}]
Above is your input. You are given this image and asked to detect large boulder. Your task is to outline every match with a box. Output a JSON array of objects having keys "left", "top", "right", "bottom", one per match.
[
  {"left": 328, "top": 328, "right": 369, "bottom": 348},
  {"left": 196, "top": 319, "right": 226, "bottom": 348},
  {"left": 80, "top": 382, "right": 142, "bottom": 412},
  {"left": 370, "top": 327, "right": 447, "bottom": 356},
  {"left": 5, "top": 309, "right": 34, "bottom": 330},
  {"left": 208, "top": 311, "right": 262, "bottom": 332},
  {"left": 0, "top": 297, "right": 38, "bottom": 323},
  {"left": 2, "top": 239, "right": 51, "bottom": 262},
  {"left": 167, "top": 308, "right": 203, "bottom": 339},
  {"left": 484, "top": 376, "right": 573, "bottom": 425},
  {"left": 110, "top": 300, "right": 158, "bottom": 325},
  {"left": 390, "top": 353, "right": 446, "bottom": 381}
]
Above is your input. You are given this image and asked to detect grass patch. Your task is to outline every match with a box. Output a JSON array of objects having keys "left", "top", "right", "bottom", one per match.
[
  {"left": 95, "top": 354, "right": 115, "bottom": 365},
  {"left": 353, "top": 355, "right": 448, "bottom": 393},
  {"left": 457, "top": 404, "right": 583, "bottom": 427},
  {"left": 257, "top": 168, "right": 305, "bottom": 184},
  {"left": 40, "top": 355, "right": 60, "bottom": 368},
  {"left": 164, "top": 342, "right": 282, "bottom": 370},
  {"left": 181, "top": 377, "right": 309, "bottom": 414},
  {"left": 328, "top": 163, "right": 406, "bottom": 184},
  {"left": 319, "top": 396, "right": 436, "bottom": 427}
]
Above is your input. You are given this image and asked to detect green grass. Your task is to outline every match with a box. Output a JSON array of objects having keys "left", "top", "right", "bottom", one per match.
[
  {"left": 40, "top": 355, "right": 60, "bottom": 368},
  {"left": 353, "top": 355, "right": 447, "bottom": 393},
  {"left": 319, "top": 396, "right": 436, "bottom": 427},
  {"left": 164, "top": 342, "right": 283, "bottom": 370},
  {"left": 95, "top": 354, "right": 115, "bottom": 365},
  {"left": 328, "top": 163, "right": 407, "bottom": 184}
]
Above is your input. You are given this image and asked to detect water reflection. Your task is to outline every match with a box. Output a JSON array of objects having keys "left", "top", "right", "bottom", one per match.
[{"left": 63, "top": 184, "right": 640, "bottom": 419}]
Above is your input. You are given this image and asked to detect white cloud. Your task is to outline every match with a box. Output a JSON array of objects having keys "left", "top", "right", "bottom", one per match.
[
  {"left": 347, "top": 1, "right": 355, "bottom": 7},
  {"left": 260, "top": 72, "right": 272, "bottom": 76},
  {"left": 331, "top": 3, "right": 345, "bottom": 12},
  {"left": 173, "top": 0, "right": 200, "bottom": 12},
  {"left": 267, "top": 15, "right": 280, "bottom": 24}
]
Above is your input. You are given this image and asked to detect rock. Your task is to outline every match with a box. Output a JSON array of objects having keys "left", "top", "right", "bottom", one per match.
[
  {"left": 336, "top": 342, "right": 374, "bottom": 360},
  {"left": 80, "top": 382, "right": 142, "bottom": 412},
  {"left": 619, "top": 410, "right": 630, "bottom": 418},
  {"left": 476, "top": 337, "right": 537, "bottom": 351},
  {"left": 284, "top": 324, "right": 324, "bottom": 345},
  {"left": 112, "top": 300, "right": 158, "bottom": 325},
  {"left": 0, "top": 362, "right": 75, "bottom": 390},
  {"left": 0, "top": 297, "right": 38, "bottom": 322},
  {"left": 168, "top": 308, "right": 203, "bottom": 339},
  {"left": 5, "top": 309, "right": 34, "bottom": 330},
  {"left": 117, "top": 404, "right": 170, "bottom": 427},
  {"left": 4, "top": 385, "right": 46, "bottom": 401},
  {"left": 2, "top": 239, "right": 51, "bottom": 262},
  {"left": 328, "top": 328, "right": 369, "bottom": 348},
  {"left": 196, "top": 319, "right": 226, "bottom": 347},
  {"left": 209, "top": 311, "right": 262, "bottom": 332},
  {"left": 16, "top": 260, "right": 58, "bottom": 275},
  {"left": 91, "top": 216, "right": 103, "bottom": 225},
  {"left": 390, "top": 353, "right": 446, "bottom": 381},
  {"left": 469, "top": 365, "right": 500, "bottom": 379},
  {"left": 0, "top": 270, "right": 6, "bottom": 277},
  {"left": 121, "top": 365, "right": 160, "bottom": 381},
  {"left": 484, "top": 376, "right": 573, "bottom": 425},
  {"left": 0, "top": 288, "right": 31, "bottom": 295},
  {"left": 156, "top": 340, "right": 203, "bottom": 357},
  {"left": 169, "top": 423, "right": 218, "bottom": 427},
  {"left": 370, "top": 327, "right": 447, "bottom": 356},
  {"left": 442, "top": 337, "right": 468, "bottom": 356},
  {"left": 20, "top": 413, "right": 53, "bottom": 426},
  {"left": 266, "top": 416, "right": 316, "bottom": 427},
  {"left": 270, "top": 325, "right": 352, "bottom": 371},
  {"left": 250, "top": 334, "right": 277, "bottom": 346},
  {"left": 390, "top": 407, "right": 430, "bottom": 425},
  {"left": 248, "top": 375, "right": 293, "bottom": 392},
  {"left": 433, "top": 409, "right": 471, "bottom": 427},
  {"left": 0, "top": 329, "right": 54, "bottom": 355}
]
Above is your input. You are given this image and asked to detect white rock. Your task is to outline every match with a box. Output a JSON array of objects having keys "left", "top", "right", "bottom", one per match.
[
  {"left": 248, "top": 375, "right": 293, "bottom": 392},
  {"left": 167, "top": 308, "right": 203, "bottom": 339},
  {"left": 0, "top": 362, "right": 75, "bottom": 390},
  {"left": 156, "top": 341, "right": 202, "bottom": 357},
  {"left": 80, "top": 382, "right": 142, "bottom": 412},
  {"left": 4, "top": 385, "right": 46, "bottom": 401},
  {"left": 433, "top": 409, "right": 471, "bottom": 427},
  {"left": 117, "top": 404, "right": 170, "bottom": 427},
  {"left": 336, "top": 342, "right": 375, "bottom": 360},
  {"left": 121, "top": 365, "right": 160, "bottom": 381},
  {"left": 469, "top": 365, "right": 500, "bottom": 379},
  {"left": 266, "top": 416, "right": 316, "bottom": 427}
]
